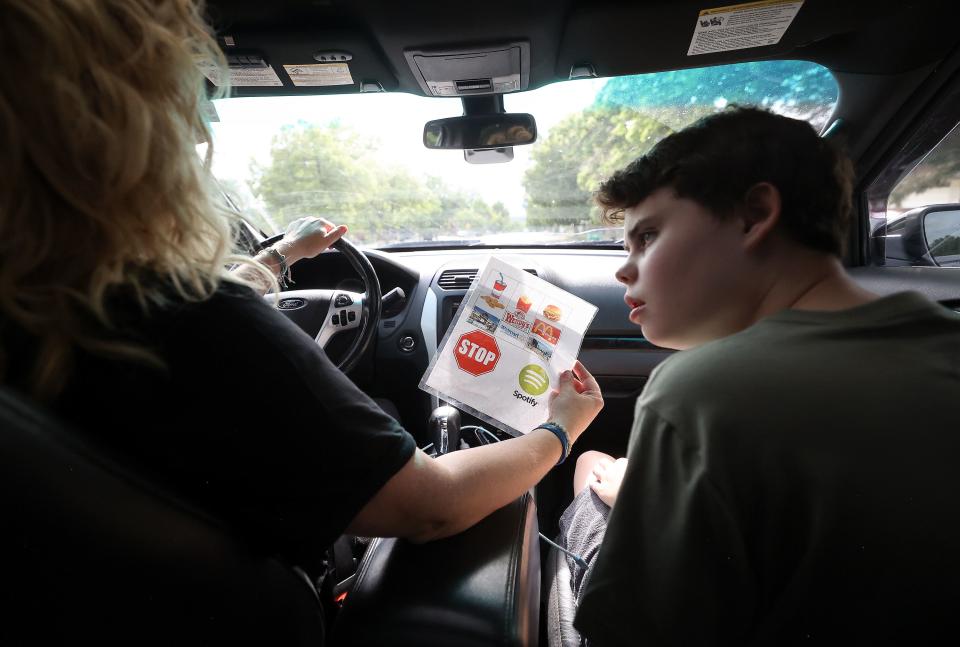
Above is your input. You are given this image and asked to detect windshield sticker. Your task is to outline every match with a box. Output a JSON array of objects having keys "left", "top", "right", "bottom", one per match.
[
  {"left": 283, "top": 63, "right": 354, "bottom": 87},
  {"left": 688, "top": 0, "right": 804, "bottom": 56},
  {"left": 420, "top": 257, "right": 598, "bottom": 437},
  {"left": 200, "top": 61, "right": 283, "bottom": 87}
]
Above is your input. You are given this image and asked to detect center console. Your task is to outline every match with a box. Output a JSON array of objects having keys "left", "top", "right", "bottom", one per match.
[
  {"left": 331, "top": 408, "right": 541, "bottom": 646},
  {"left": 331, "top": 493, "right": 539, "bottom": 646}
]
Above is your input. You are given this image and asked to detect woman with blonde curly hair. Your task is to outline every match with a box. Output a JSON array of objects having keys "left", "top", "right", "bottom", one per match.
[{"left": 0, "top": 0, "right": 602, "bottom": 584}]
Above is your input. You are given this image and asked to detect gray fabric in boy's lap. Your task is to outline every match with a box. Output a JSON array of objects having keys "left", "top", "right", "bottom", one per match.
[{"left": 558, "top": 488, "right": 610, "bottom": 604}]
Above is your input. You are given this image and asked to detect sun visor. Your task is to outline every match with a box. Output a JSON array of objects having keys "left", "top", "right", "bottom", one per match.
[
  {"left": 404, "top": 42, "right": 530, "bottom": 97},
  {"left": 556, "top": 1, "right": 904, "bottom": 78},
  {"left": 205, "top": 29, "right": 397, "bottom": 97}
]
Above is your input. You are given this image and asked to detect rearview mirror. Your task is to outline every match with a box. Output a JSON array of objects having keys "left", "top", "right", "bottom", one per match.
[{"left": 423, "top": 113, "right": 537, "bottom": 150}]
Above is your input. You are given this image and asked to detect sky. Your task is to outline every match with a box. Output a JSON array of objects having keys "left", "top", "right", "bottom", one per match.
[{"left": 209, "top": 77, "right": 608, "bottom": 220}]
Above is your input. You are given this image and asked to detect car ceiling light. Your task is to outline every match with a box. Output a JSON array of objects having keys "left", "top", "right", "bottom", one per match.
[
  {"left": 359, "top": 80, "right": 385, "bottom": 93},
  {"left": 404, "top": 42, "right": 529, "bottom": 97},
  {"left": 568, "top": 63, "right": 597, "bottom": 80},
  {"left": 464, "top": 147, "right": 514, "bottom": 164}
]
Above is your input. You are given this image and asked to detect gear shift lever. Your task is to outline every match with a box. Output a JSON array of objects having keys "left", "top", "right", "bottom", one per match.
[{"left": 428, "top": 405, "right": 461, "bottom": 456}]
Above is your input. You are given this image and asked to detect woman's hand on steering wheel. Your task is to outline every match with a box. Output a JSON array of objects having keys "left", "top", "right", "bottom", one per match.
[
  {"left": 258, "top": 221, "right": 381, "bottom": 374},
  {"left": 275, "top": 217, "right": 348, "bottom": 265}
]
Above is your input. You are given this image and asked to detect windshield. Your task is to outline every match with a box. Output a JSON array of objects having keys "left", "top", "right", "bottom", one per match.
[{"left": 209, "top": 60, "right": 838, "bottom": 248}]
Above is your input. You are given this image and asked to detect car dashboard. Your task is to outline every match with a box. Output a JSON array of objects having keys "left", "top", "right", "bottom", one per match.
[
  {"left": 289, "top": 245, "right": 669, "bottom": 447},
  {"left": 278, "top": 243, "right": 960, "bottom": 526}
]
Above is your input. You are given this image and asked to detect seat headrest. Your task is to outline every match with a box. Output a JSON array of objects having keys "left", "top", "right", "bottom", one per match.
[{"left": 0, "top": 386, "right": 325, "bottom": 646}]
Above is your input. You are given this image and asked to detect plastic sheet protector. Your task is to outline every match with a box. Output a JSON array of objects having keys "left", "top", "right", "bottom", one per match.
[{"left": 420, "top": 257, "right": 598, "bottom": 436}]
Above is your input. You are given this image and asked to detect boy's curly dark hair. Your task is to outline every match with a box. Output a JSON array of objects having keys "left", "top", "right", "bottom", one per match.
[{"left": 597, "top": 106, "right": 854, "bottom": 256}]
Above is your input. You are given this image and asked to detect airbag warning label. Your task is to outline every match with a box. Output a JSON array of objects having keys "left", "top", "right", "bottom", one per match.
[
  {"left": 688, "top": 0, "right": 803, "bottom": 56},
  {"left": 283, "top": 63, "right": 354, "bottom": 87},
  {"left": 200, "top": 62, "right": 283, "bottom": 87}
]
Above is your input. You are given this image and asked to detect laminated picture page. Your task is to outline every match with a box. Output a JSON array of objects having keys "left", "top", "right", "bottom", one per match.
[{"left": 420, "top": 256, "right": 598, "bottom": 436}]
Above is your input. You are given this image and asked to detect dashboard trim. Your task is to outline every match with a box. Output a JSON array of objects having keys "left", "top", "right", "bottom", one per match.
[{"left": 421, "top": 286, "right": 440, "bottom": 409}]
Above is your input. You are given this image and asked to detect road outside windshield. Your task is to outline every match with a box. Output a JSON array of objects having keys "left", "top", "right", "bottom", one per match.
[{"left": 208, "top": 60, "right": 837, "bottom": 248}]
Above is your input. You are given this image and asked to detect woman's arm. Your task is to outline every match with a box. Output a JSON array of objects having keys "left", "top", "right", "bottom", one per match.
[
  {"left": 346, "top": 362, "right": 604, "bottom": 542},
  {"left": 233, "top": 217, "right": 347, "bottom": 294}
]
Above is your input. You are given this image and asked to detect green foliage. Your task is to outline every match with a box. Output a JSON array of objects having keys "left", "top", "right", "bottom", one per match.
[
  {"left": 930, "top": 234, "right": 960, "bottom": 256},
  {"left": 890, "top": 126, "right": 960, "bottom": 207},
  {"left": 249, "top": 62, "right": 842, "bottom": 236},
  {"left": 523, "top": 107, "right": 672, "bottom": 228},
  {"left": 250, "top": 122, "right": 517, "bottom": 244},
  {"left": 596, "top": 60, "right": 837, "bottom": 130},
  {"left": 522, "top": 62, "right": 838, "bottom": 229}
]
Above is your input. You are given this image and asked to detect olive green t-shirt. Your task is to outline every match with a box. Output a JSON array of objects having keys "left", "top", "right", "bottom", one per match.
[{"left": 576, "top": 291, "right": 960, "bottom": 646}]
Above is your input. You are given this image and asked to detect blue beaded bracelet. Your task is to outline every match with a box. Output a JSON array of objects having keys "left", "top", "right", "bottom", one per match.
[{"left": 535, "top": 421, "right": 570, "bottom": 465}]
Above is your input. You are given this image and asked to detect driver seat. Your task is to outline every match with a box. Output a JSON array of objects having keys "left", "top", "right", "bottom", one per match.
[
  {"left": 545, "top": 544, "right": 582, "bottom": 647},
  {"left": 0, "top": 385, "right": 326, "bottom": 646}
]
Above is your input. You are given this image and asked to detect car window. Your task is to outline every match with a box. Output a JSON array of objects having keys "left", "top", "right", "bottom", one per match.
[
  {"left": 208, "top": 60, "right": 837, "bottom": 248},
  {"left": 877, "top": 121, "right": 960, "bottom": 267}
]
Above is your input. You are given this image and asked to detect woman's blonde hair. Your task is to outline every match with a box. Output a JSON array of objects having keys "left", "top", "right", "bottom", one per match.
[{"left": 0, "top": 0, "right": 274, "bottom": 400}]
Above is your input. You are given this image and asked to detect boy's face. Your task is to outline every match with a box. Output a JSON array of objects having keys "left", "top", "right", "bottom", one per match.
[{"left": 615, "top": 187, "right": 759, "bottom": 350}]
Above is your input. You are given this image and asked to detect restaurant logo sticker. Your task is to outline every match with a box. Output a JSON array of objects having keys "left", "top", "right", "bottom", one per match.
[{"left": 532, "top": 319, "right": 562, "bottom": 346}]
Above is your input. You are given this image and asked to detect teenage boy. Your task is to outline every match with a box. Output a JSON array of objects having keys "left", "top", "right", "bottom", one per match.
[{"left": 570, "top": 106, "right": 960, "bottom": 645}]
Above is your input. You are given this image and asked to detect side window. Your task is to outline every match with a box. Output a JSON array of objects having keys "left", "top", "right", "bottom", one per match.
[{"left": 876, "top": 123, "right": 960, "bottom": 267}]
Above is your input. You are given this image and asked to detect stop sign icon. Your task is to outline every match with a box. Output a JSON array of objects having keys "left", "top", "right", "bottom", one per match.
[{"left": 454, "top": 330, "right": 500, "bottom": 376}]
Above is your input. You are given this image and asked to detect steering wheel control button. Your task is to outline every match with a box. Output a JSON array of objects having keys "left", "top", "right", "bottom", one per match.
[
  {"left": 334, "top": 293, "right": 353, "bottom": 307},
  {"left": 332, "top": 314, "right": 340, "bottom": 326},
  {"left": 348, "top": 311, "right": 356, "bottom": 322},
  {"left": 277, "top": 298, "right": 306, "bottom": 310},
  {"left": 399, "top": 336, "right": 416, "bottom": 352}
]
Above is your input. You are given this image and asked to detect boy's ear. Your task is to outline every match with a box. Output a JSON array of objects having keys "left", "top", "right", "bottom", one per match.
[{"left": 739, "top": 182, "right": 781, "bottom": 250}]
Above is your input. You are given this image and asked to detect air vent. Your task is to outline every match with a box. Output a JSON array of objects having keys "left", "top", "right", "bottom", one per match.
[
  {"left": 438, "top": 268, "right": 538, "bottom": 290},
  {"left": 438, "top": 269, "right": 477, "bottom": 290}
]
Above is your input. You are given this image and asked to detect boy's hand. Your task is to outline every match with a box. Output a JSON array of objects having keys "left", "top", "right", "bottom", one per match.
[{"left": 590, "top": 457, "right": 629, "bottom": 507}]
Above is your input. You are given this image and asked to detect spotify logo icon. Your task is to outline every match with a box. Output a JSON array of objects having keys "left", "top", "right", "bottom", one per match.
[{"left": 518, "top": 364, "right": 549, "bottom": 396}]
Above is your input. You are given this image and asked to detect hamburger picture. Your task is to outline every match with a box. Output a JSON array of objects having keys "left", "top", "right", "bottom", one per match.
[{"left": 542, "top": 304, "right": 562, "bottom": 322}]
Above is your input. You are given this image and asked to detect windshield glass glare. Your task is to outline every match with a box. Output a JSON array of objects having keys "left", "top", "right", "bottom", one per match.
[{"left": 209, "top": 60, "right": 838, "bottom": 248}]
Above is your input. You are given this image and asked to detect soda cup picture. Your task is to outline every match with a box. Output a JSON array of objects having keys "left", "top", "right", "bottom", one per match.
[{"left": 491, "top": 272, "right": 507, "bottom": 299}]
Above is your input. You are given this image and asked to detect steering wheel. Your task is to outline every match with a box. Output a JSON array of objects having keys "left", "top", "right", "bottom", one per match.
[{"left": 258, "top": 234, "right": 382, "bottom": 373}]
